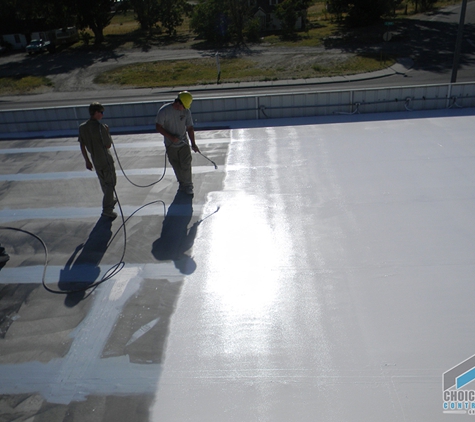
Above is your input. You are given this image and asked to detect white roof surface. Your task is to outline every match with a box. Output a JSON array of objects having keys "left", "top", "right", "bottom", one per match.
[
  {"left": 0, "top": 109, "right": 474, "bottom": 421},
  {"left": 153, "top": 110, "right": 475, "bottom": 421}
]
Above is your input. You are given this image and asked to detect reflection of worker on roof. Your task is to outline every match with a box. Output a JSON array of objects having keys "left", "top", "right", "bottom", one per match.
[
  {"left": 152, "top": 190, "right": 198, "bottom": 275},
  {"left": 155, "top": 91, "right": 200, "bottom": 197},
  {"left": 78, "top": 102, "right": 117, "bottom": 220}
]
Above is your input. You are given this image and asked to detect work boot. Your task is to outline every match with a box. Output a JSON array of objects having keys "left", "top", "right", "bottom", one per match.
[{"left": 101, "top": 210, "right": 118, "bottom": 220}]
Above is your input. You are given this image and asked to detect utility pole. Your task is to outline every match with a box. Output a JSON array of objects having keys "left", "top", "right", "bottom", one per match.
[{"left": 451, "top": 0, "right": 468, "bottom": 83}]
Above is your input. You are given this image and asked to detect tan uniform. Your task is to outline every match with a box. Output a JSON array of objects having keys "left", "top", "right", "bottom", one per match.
[{"left": 78, "top": 119, "right": 117, "bottom": 215}]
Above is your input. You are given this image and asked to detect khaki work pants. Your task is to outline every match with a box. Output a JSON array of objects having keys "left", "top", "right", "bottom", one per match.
[
  {"left": 167, "top": 144, "right": 193, "bottom": 189},
  {"left": 96, "top": 166, "right": 117, "bottom": 213}
]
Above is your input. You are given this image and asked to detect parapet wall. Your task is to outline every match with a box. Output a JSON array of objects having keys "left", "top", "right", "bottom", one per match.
[{"left": 1, "top": 82, "right": 474, "bottom": 139}]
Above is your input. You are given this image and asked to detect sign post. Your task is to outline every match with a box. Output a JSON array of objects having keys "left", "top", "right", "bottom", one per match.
[{"left": 216, "top": 52, "right": 221, "bottom": 84}]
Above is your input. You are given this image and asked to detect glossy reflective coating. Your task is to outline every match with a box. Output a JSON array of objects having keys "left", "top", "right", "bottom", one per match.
[{"left": 1, "top": 110, "right": 475, "bottom": 421}]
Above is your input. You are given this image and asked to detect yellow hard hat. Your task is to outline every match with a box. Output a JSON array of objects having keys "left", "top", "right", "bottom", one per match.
[{"left": 177, "top": 91, "right": 193, "bottom": 109}]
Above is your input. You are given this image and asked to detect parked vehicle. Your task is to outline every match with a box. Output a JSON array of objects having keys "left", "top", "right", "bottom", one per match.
[
  {"left": 54, "top": 27, "right": 79, "bottom": 45},
  {"left": 26, "top": 39, "right": 51, "bottom": 54}
]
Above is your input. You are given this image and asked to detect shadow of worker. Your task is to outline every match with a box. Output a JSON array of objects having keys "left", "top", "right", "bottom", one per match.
[
  {"left": 58, "top": 216, "right": 113, "bottom": 307},
  {"left": 152, "top": 191, "right": 198, "bottom": 275}
]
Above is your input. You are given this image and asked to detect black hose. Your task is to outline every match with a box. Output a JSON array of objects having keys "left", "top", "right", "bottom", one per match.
[
  {"left": 0, "top": 199, "right": 166, "bottom": 295},
  {"left": 111, "top": 140, "right": 167, "bottom": 188}
]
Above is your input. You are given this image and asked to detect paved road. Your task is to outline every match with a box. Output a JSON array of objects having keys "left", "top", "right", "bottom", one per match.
[{"left": 418, "top": 0, "right": 475, "bottom": 23}]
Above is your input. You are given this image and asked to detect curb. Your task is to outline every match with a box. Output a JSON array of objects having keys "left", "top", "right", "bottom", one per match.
[{"left": 157, "top": 58, "right": 414, "bottom": 93}]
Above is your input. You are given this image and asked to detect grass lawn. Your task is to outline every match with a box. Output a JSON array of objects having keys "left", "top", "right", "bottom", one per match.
[
  {"left": 94, "top": 54, "right": 393, "bottom": 87},
  {"left": 0, "top": 75, "right": 53, "bottom": 95}
]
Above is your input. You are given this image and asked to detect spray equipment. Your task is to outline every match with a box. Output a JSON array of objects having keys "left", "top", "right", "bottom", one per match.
[{"left": 198, "top": 151, "right": 218, "bottom": 169}]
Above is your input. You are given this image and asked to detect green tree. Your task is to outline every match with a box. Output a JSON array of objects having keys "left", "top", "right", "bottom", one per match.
[
  {"left": 274, "top": 0, "right": 312, "bottom": 40},
  {"left": 326, "top": 0, "right": 349, "bottom": 21},
  {"left": 0, "top": 0, "right": 21, "bottom": 34},
  {"left": 74, "top": 0, "right": 115, "bottom": 44},
  {"left": 275, "top": 0, "right": 299, "bottom": 40},
  {"left": 130, "top": 0, "right": 161, "bottom": 32},
  {"left": 28, "top": 0, "right": 77, "bottom": 29},
  {"left": 345, "top": 0, "right": 389, "bottom": 26},
  {"left": 0, "top": 0, "right": 114, "bottom": 44},
  {"left": 191, "top": 0, "right": 312, "bottom": 45},
  {"left": 159, "top": 0, "right": 190, "bottom": 36},
  {"left": 327, "top": 0, "right": 401, "bottom": 26},
  {"left": 411, "top": 0, "right": 437, "bottom": 13},
  {"left": 0, "top": 0, "right": 76, "bottom": 36},
  {"left": 244, "top": 16, "right": 261, "bottom": 42},
  {"left": 389, "top": 0, "right": 404, "bottom": 16},
  {"left": 128, "top": 0, "right": 189, "bottom": 35},
  {"left": 226, "top": 0, "right": 251, "bottom": 44},
  {"left": 191, "top": 0, "right": 230, "bottom": 44},
  {"left": 42, "top": 1, "right": 76, "bottom": 28}
]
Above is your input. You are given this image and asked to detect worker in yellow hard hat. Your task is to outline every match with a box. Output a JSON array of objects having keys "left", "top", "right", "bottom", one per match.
[
  {"left": 155, "top": 91, "right": 200, "bottom": 196},
  {"left": 177, "top": 91, "right": 193, "bottom": 109}
]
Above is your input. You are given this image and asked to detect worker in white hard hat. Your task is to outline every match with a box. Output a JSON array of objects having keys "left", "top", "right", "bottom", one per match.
[{"left": 155, "top": 91, "right": 200, "bottom": 196}]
